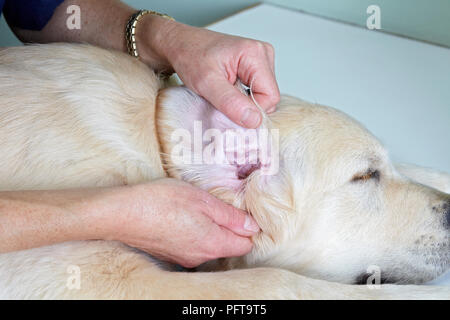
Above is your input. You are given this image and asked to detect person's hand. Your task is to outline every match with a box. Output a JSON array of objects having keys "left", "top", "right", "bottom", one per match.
[
  {"left": 139, "top": 15, "right": 280, "bottom": 128},
  {"left": 11, "top": 1, "right": 279, "bottom": 128},
  {"left": 99, "top": 178, "right": 259, "bottom": 268}
]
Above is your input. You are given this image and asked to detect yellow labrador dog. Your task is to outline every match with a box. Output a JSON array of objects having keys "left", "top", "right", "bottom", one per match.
[{"left": 0, "top": 44, "right": 449, "bottom": 299}]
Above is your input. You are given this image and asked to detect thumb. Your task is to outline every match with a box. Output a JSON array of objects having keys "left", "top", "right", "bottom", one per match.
[
  {"left": 216, "top": 227, "right": 254, "bottom": 258},
  {"left": 207, "top": 197, "right": 260, "bottom": 237},
  {"left": 199, "top": 76, "right": 262, "bottom": 128}
]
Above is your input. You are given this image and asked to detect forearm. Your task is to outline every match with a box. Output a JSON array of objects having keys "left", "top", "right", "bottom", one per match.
[
  {"left": 0, "top": 187, "right": 117, "bottom": 253},
  {"left": 10, "top": 0, "right": 133, "bottom": 51},
  {"left": 8, "top": 0, "right": 176, "bottom": 71}
]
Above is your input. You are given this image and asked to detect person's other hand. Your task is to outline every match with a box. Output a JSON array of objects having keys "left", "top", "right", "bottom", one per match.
[
  {"left": 139, "top": 16, "right": 280, "bottom": 128},
  {"left": 101, "top": 179, "right": 259, "bottom": 268}
]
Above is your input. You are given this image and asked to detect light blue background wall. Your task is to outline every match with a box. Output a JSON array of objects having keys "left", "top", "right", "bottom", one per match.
[
  {"left": 272, "top": 0, "right": 450, "bottom": 48},
  {"left": 1, "top": 1, "right": 450, "bottom": 47}
]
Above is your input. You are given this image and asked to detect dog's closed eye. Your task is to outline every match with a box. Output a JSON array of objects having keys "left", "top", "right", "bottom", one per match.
[{"left": 351, "top": 169, "right": 380, "bottom": 182}]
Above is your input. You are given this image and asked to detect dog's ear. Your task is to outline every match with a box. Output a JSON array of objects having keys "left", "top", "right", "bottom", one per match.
[{"left": 156, "top": 85, "right": 279, "bottom": 198}]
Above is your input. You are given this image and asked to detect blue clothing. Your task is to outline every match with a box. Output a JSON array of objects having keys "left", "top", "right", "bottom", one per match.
[{"left": 0, "top": 0, "right": 64, "bottom": 30}]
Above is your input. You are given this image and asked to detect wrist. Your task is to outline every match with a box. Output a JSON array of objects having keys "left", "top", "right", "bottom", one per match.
[
  {"left": 65, "top": 187, "right": 127, "bottom": 242},
  {"left": 79, "top": 184, "right": 161, "bottom": 244},
  {"left": 135, "top": 13, "right": 178, "bottom": 73}
]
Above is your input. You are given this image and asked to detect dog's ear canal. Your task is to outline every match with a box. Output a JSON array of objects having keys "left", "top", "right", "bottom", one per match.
[{"left": 237, "top": 162, "right": 262, "bottom": 180}]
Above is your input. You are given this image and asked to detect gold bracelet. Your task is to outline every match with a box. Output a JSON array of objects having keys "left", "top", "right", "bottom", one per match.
[{"left": 125, "top": 10, "right": 174, "bottom": 59}]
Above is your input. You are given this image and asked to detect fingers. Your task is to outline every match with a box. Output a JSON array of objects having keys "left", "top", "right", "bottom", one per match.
[
  {"left": 203, "top": 196, "right": 260, "bottom": 237},
  {"left": 199, "top": 76, "right": 262, "bottom": 128},
  {"left": 159, "top": 179, "right": 260, "bottom": 237},
  {"left": 201, "top": 43, "right": 280, "bottom": 126},
  {"left": 182, "top": 226, "right": 254, "bottom": 267},
  {"left": 243, "top": 45, "right": 280, "bottom": 114},
  {"left": 171, "top": 229, "right": 253, "bottom": 268},
  {"left": 250, "top": 70, "right": 280, "bottom": 114},
  {"left": 216, "top": 226, "right": 254, "bottom": 258}
]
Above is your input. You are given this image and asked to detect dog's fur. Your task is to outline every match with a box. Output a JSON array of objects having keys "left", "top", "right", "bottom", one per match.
[{"left": 0, "top": 44, "right": 449, "bottom": 299}]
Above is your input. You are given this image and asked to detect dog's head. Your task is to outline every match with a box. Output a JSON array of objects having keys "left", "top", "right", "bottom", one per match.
[{"left": 157, "top": 86, "right": 450, "bottom": 284}]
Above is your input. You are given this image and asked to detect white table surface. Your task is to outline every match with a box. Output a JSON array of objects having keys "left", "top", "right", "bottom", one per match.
[{"left": 208, "top": 3, "right": 450, "bottom": 286}]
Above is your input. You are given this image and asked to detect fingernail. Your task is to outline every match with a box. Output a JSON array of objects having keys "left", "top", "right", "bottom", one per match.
[
  {"left": 244, "top": 215, "right": 260, "bottom": 233},
  {"left": 241, "top": 108, "right": 261, "bottom": 128}
]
